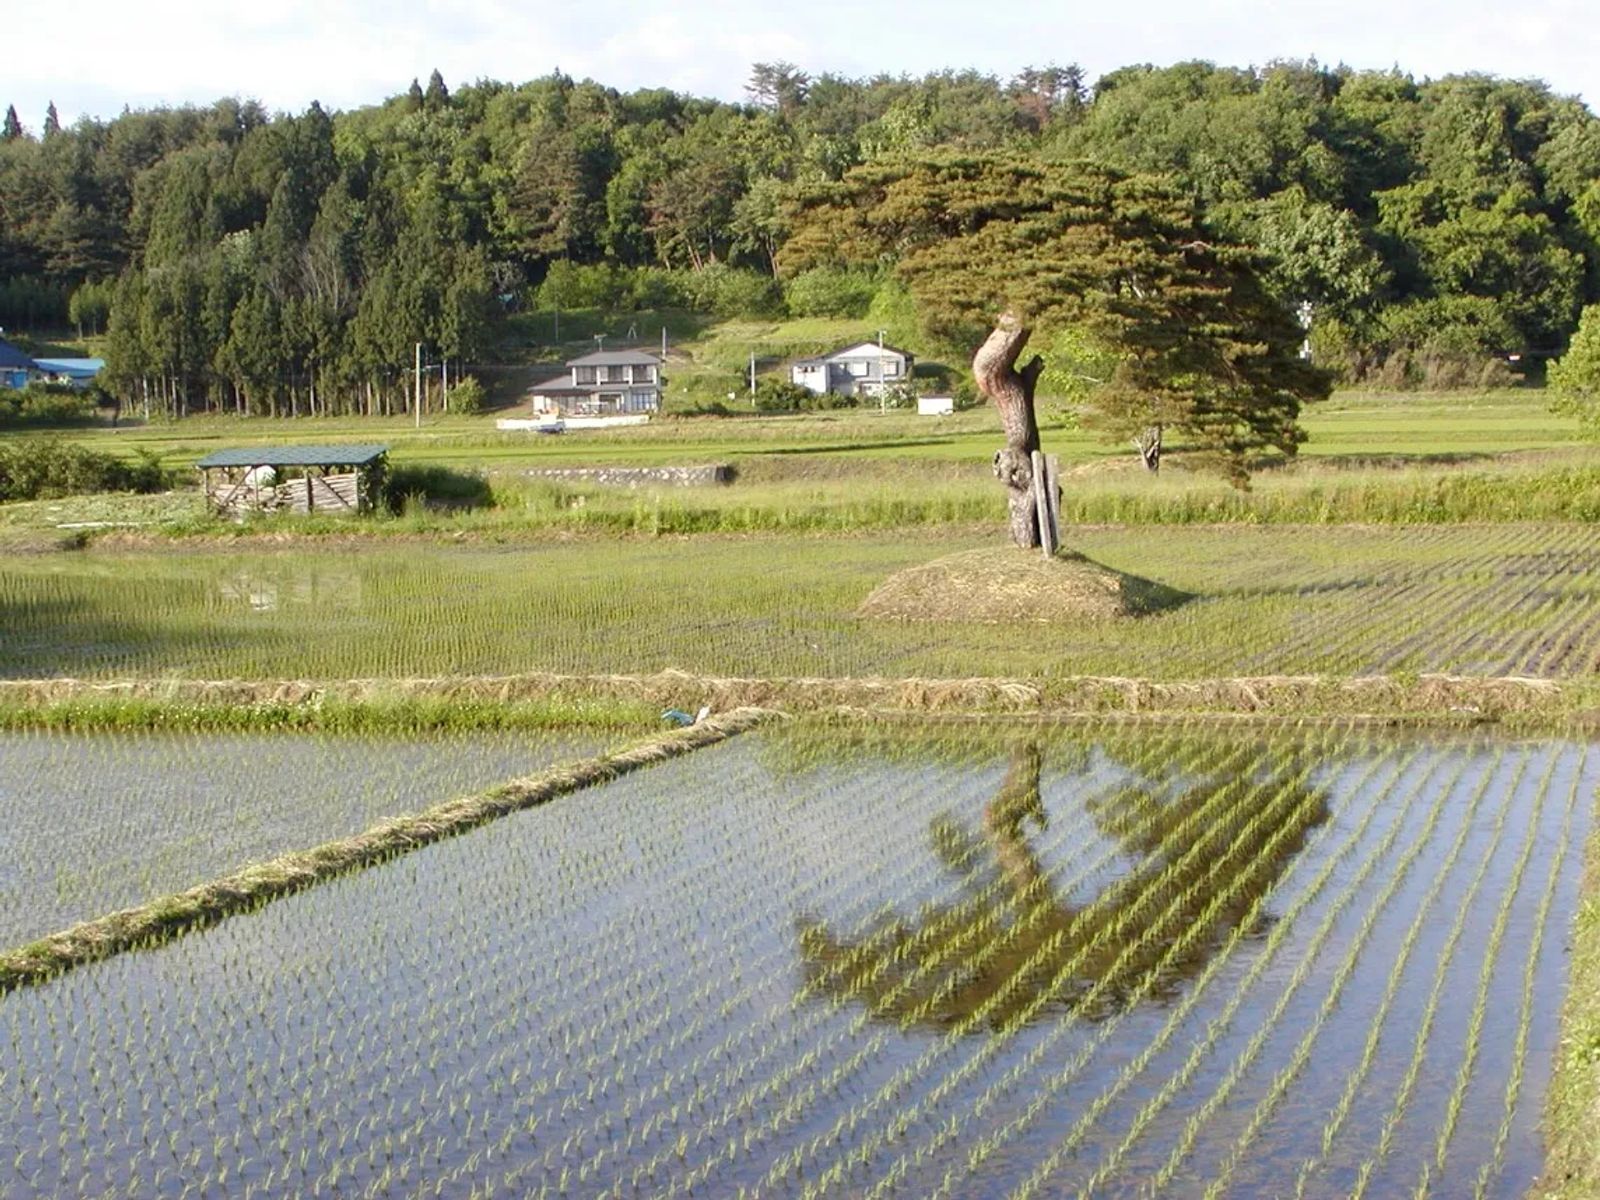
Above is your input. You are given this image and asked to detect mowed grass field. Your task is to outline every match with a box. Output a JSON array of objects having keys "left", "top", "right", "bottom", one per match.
[
  {"left": 35, "top": 386, "right": 1583, "bottom": 469},
  {"left": 2, "top": 388, "right": 1593, "bottom": 544}
]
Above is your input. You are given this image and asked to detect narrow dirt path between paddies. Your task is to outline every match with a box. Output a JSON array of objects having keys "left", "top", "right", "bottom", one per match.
[
  {"left": 0, "top": 707, "right": 776, "bottom": 995},
  {"left": 2, "top": 669, "right": 1597, "bottom": 727}
]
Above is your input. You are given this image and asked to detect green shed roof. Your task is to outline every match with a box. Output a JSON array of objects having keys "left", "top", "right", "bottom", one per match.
[{"left": 194, "top": 444, "right": 389, "bottom": 469}]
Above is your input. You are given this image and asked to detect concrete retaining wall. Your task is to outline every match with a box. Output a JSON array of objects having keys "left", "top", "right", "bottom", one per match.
[{"left": 518, "top": 464, "right": 734, "bottom": 488}]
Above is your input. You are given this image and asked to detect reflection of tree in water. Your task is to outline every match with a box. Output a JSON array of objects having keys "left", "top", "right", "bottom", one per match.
[{"left": 798, "top": 741, "right": 1328, "bottom": 1031}]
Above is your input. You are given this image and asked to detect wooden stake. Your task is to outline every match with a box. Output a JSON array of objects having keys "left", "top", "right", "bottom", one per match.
[
  {"left": 1045, "top": 453, "right": 1063, "bottom": 551},
  {"left": 1031, "top": 450, "right": 1056, "bottom": 558}
]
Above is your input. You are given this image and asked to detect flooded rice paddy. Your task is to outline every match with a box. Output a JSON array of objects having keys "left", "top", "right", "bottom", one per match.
[
  {"left": 0, "top": 726, "right": 1591, "bottom": 1197},
  {"left": 0, "top": 729, "right": 609, "bottom": 950}
]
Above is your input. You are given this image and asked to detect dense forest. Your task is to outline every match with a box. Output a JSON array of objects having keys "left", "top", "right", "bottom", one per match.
[{"left": 3, "top": 59, "right": 1600, "bottom": 416}]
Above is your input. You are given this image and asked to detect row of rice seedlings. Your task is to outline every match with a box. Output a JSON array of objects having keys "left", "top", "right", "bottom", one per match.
[
  {"left": 401, "top": 736, "right": 1065, "bottom": 1200},
  {"left": 1283, "top": 749, "right": 1537, "bottom": 1198},
  {"left": 1251, "top": 523, "right": 1535, "bottom": 674},
  {"left": 650, "top": 733, "right": 1224, "bottom": 1197},
  {"left": 839, "top": 746, "right": 1338, "bottom": 1197},
  {"left": 555, "top": 756, "right": 1119, "bottom": 1199},
  {"left": 897, "top": 740, "right": 1414, "bottom": 1200},
  {"left": 0, "top": 728, "right": 610, "bottom": 952},
  {"left": 1041, "top": 743, "right": 1475, "bottom": 1200},
  {"left": 1213, "top": 744, "right": 1535, "bottom": 1200},
  {"left": 1385, "top": 527, "right": 1599, "bottom": 675},
  {"left": 0, "top": 742, "right": 787, "bottom": 1196},
  {"left": 734, "top": 737, "right": 1312, "bottom": 1198},
  {"left": 1521, "top": 590, "right": 1600, "bottom": 676},
  {"left": 1429, "top": 574, "right": 1574, "bottom": 677},
  {"left": 1471, "top": 747, "right": 1586, "bottom": 1197},
  {"left": 1245, "top": 524, "right": 1567, "bottom": 677},
  {"left": 1406, "top": 745, "right": 1565, "bottom": 1199},
  {"left": 409, "top": 751, "right": 975, "bottom": 1200},
  {"left": 1479, "top": 579, "right": 1595, "bottom": 676}
]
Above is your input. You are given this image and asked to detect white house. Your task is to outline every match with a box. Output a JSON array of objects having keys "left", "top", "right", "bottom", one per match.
[
  {"left": 528, "top": 350, "right": 663, "bottom": 416},
  {"left": 790, "top": 341, "right": 915, "bottom": 399}
]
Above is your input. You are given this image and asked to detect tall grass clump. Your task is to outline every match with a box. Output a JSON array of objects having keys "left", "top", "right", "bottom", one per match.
[{"left": 0, "top": 438, "right": 170, "bottom": 502}]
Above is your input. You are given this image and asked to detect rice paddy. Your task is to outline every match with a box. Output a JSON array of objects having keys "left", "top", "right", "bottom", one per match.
[
  {"left": 6, "top": 523, "right": 1600, "bottom": 682},
  {"left": 4, "top": 386, "right": 1600, "bottom": 1197},
  {"left": 0, "top": 724, "right": 1589, "bottom": 1198},
  {"left": 0, "top": 730, "right": 610, "bottom": 951}
]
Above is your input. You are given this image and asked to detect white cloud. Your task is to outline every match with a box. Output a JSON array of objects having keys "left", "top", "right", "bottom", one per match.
[{"left": 6, "top": 0, "right": 1597, "bottom": 127}]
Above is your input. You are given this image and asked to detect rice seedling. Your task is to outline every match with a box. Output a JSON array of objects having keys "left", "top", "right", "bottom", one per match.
[
  {"left": 0, "top": 725, "right": 1588, "bottom": 1198},
  {"left": 6, "top": 524, "right": 1600, "bottom": 687},
  {"left": 0, "top": 728, "right": 611, "bottom": 951}
]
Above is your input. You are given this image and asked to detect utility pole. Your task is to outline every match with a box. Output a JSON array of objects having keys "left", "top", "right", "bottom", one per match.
[
  {"left": 414, "top": 342, "right": 422, "bottom": 429},
  {"left": 661, "top": 325, "right": 667, "bottom": 361},
  {"left": 877, "top": 329, "right": 887, "bottom": 415},
  {"left": 749, "top": 350, "right": 757, "bottom": 400}
]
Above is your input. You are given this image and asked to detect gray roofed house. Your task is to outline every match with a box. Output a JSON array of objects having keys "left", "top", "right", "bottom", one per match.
[
  {"left": 791, "top": 340, "right": 915, "bottom": 399},
  {"left": 564, "top": 350, "right": 664, "bottom": 367},
  {"left": 529, "top": 350, "right": 663, "bottom": 416}
]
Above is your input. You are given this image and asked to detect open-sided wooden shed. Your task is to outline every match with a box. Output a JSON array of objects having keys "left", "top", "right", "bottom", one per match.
[{"left": 196, "top": 445, "right": 389, "bottom": 516}]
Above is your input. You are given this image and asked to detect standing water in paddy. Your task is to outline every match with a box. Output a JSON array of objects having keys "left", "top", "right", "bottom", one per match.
[{"left": 0, "top": 727, "right": 1589, "bottom": 1198}]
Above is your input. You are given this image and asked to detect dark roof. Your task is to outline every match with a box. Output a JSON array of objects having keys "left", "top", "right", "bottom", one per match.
[
  {"left": 565, "top": 350, "right": 661, "bottom": 367},
  {"left": 194, "top": 444, "right": 389, "bottom": 469},
  {"left": 0, "top": 339, "right": 36, "bottom": 371},
  {"left": 528, "top": 374, "right": 592, "bottom": 395}
]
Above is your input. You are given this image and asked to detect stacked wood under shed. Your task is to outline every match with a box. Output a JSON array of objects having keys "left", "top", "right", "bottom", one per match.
[{"left": 196, "top": 445, "right": 388, "bottom": 517}]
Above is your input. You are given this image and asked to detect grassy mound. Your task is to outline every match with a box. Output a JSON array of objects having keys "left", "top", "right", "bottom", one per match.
[{"left": 857, "top": 547, "right": 1188, "bottom": 623}]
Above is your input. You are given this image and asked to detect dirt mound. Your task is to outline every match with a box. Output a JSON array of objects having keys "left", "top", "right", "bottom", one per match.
[{"left": 858, "top": 547, "right": 1168, "bottom": 623}]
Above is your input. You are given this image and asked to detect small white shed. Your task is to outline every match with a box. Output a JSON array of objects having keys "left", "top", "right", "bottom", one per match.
[{"left": 917, "top": 395, "right": 955, "bottom": 416}]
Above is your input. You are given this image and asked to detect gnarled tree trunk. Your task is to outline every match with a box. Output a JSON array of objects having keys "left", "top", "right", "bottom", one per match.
[
  {"left": 1135, "top": 424, "right": 1162, "bottom": 473},
  {"left": 974, "top": 313, "right": 1045, "bottom": 549}
]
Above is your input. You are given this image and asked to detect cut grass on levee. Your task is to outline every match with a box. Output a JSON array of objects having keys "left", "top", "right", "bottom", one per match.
[{"left": 857, "top": 547, "right": 1191, "bottom": 622}]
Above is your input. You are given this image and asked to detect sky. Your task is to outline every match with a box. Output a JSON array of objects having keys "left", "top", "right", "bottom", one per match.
[{"left": 8, "top": 0, "right": 1600, "bottom": 128}]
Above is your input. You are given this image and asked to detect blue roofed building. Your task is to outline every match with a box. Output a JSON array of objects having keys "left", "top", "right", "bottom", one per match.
[
  {"left": 0, "top": 339, "right": 36, "bottom": 391},
  {"left": 32, "top": 357, "right": 105, "bottom": 389}
]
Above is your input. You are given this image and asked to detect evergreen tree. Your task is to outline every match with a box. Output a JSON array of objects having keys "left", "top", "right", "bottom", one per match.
[
  {"left": 406, "top": 78, "right": 425, "bottom": 112},
  {"left": 2, "top": 105, "right": 21, "bottom": 141},
  {"left": 424, "top": 69, "right": 449, "bottom": 112},
  {"left": 43, "top": 101, "right": 60, "bottom": 138},
  {"left": 784, "top": 155, "right": 1331, "bottom": 545}
]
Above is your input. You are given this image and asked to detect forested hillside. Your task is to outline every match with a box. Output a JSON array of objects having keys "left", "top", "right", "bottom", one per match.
[{"left": 3, "top": 60, "right": 1599, "bottom": 416}]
